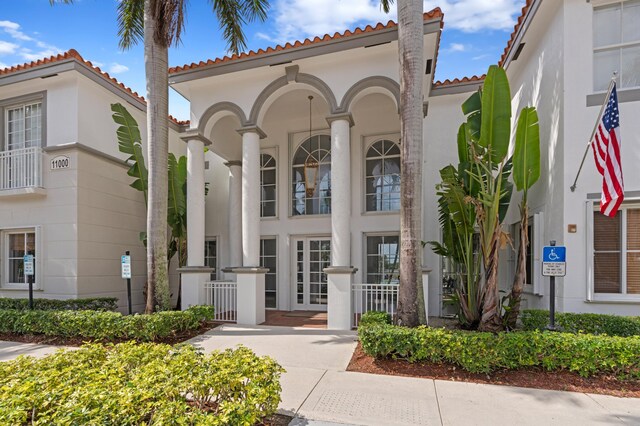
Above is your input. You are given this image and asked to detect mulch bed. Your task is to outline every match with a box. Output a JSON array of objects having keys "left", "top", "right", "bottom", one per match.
[
  {"left": 347, "top": 342, "right": 640, "bottom": 398},
  {"left": 260, "top": 414, "right": 294, "bottom": 425},
  {"left": 0, "top": 321, "right": 220, "bottom": 347}
]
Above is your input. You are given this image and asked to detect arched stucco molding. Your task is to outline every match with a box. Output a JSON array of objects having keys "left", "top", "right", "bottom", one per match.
[
  {"left": 197, "top": 101, "right": 249, "bottom": 134},
  {"left": 248, "top": 73, "right": 339, "bottom": 126},
  {"left": 338, "top": 76, "right": 400, "bottom": 113}
]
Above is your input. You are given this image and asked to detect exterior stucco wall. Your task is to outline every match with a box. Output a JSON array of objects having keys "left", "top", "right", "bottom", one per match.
[{"left": 559, "top": 0, "right": 640, "bottom": 315}]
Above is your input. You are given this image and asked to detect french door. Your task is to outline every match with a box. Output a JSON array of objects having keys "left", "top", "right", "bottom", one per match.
[{"left": 293, "top": 237, "right": 331, "bottom": 311}]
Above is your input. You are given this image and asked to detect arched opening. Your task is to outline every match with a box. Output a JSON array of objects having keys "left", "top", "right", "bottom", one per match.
[
  {"left": 292, "top": 134, "right": 332, "bottom": 216},
  {"left": 365, "top": 139, "right": 401, "bottom": 212}
]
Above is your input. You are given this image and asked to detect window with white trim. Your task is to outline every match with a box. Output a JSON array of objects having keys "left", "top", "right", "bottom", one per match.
[
  {"left": 260, "top": 153, "right": 276, "bottom": 217},
  {"left": 591, "top": 204, "right": 640, "bottom": 295},
  {"left": 204, "top": 239, "right": 217, "bottom": 281},
  {"left": 593, "top": 0, "right": 640, "bottom": 91},
  {"left": 365, "top": 234, "right": 400, "bottom": 284},
  {"left": 260, "top": 238, "right": 277, "bottom": 309},
  {"left": 292, "top": 135, "right": 331, "bottom": 216},
  {"left": 3, "top": 229, "right": 37, "bottom": 288},
  {"left": 365, "top": 140, "right": 401, "bottom": 212},
  {"left": 4, "top": 101, "right": 42, "bottom": 151}
]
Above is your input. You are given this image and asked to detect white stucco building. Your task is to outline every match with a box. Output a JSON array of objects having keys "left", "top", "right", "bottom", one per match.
[{"left": 1, "top": 0, "right": 638, "bottom": 325}]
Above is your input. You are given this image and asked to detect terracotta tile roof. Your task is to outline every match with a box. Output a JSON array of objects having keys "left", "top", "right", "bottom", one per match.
[
  {"left": 499, "top": 0, "right": 535, "bottom": 66},
  {"left": 168, "top": 8, "right": 444, "bottom": 75},
  {"left": 433, "top": 74, "right": 485, "bottom": 87},
  {"left": 0, "top": 49, "right": 189, "bottom": 126}
]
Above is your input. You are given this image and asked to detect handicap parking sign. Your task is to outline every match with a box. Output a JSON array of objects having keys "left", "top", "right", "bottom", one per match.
[{"left": 542, "top": 246, "right": 566, "bottom": 277}]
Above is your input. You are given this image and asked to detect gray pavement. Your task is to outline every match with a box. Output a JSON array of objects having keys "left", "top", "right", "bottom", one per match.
[
  {"left": 188, "top": 324, "right": 640, "bottom": 426},
  {"left": 3, "top": 326, "right": 640, "bottom": 425},
  {"left": 0, "top": 340, "right": 69, "bottom": 361}
]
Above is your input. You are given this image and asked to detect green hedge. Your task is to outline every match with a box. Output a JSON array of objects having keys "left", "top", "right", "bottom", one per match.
[
  {"left": 0, "top": 297, "right": 118, "bottom": 311},
  {"left": 358, "top": 312, "right": 640, "bottom": 378},
  {"left": 0, "top": 342, "right": 284, "bottom": 425},
  {"left": 0, "top": 305, "right": 215, "bottom": 342},
  {"left": 521, "top": 309, "right": 640, "bottom": 337}
]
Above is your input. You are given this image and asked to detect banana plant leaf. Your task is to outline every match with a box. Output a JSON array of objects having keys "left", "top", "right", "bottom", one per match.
[
  {"left": 479, "top": 66, "right": 511, "bottom": 165},
  {"left": 512, "top": 106, "right": 541, "bottom": 193},
  {"left": 168, "top": 153, "right": 187, "bottom": 240},
  {"left": 111, "top": 103, "right": 148, "bottom": 202}
]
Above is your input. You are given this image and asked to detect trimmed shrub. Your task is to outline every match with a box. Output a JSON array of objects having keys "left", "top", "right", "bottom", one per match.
[
  {"left": 0, "top": 297, "right": 118, "bottom": 311},
  {"left": 0, "top": 342, "right": 284, "bottom": 425},
  {"left": 358, "top": 322, "right": 640, "bottom": 378},
  {"left": 359, "top": 311, "right": 392, "bottom": 326},
  {"left": 0, "top": 305, "right": 215, "bottom": 342},
  {"left": 521, "top": 309, "right": 640, "bottom": 337}
]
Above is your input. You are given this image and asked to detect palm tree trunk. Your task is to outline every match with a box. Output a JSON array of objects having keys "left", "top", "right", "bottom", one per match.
[
  {"left": 396, "top": 0, "right": 423, "bottom": 327},
  {"left": 506, "top": 203, "right": 528, "bottom": 329},
  {"left": 144, "top": 0, "right": 171, "bottom": 312}
]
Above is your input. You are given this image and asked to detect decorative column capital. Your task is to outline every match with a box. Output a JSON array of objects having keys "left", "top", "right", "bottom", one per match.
[
  {"left": 326, "top": 112, "right": 354, "bottom": 127},
  {"left": 236, "top": 125, "right": 267, "bottom": 139},
  {"left": 180, "top": 129, "right": 213, "bottom": 146},
  {"left": 324, "top": 266, "right": 358, "bottom": 274}
]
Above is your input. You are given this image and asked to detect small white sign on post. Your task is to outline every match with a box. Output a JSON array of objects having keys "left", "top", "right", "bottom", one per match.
[
  {"left": 121, "top": 255, "right": 132, "bottom": 279},
  {"left": 542, "top": 246, "right": 566, "bottom": 277},
  {"left": 23, "top": 255, "right": 34, "bottom": 276}
]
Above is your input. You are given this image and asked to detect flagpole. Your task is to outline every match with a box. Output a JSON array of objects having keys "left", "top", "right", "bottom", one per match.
[{"left": 570, "top": 73, "right": 617, "bottom": 192}]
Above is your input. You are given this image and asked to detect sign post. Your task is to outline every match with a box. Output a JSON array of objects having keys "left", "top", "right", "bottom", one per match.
[
  {"left": 121, "top": 252, "right": 132, "bottom": 315},
  {"left": 542, "top": 241, "right": 566, "bottom": 330},
  {"left": 24, "top": 254, "right": 35, "bottom": 310}
]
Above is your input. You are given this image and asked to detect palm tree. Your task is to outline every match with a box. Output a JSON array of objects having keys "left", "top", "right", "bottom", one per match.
[
  {"left": 380, "top": 0, "right": 423, "bottom": 326},
  {"left": 56, "top": 0, "right": 268, "bottom": 312}
]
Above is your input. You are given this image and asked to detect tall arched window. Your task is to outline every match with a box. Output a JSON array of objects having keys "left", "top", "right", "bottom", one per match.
[
  {"left": 365, "top": 139, "right": 400, "bottom": 212},
  {"left": 260, "top": 153, "right": 276, "bottom": 217},
  {"left": 292, "top": 135, "right": 331, "bottom": 215}
]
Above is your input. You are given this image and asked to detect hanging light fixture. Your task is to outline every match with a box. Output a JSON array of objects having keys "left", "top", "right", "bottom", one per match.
[{"left": 304, "top": 95, "right": 319, "bottom": 198}]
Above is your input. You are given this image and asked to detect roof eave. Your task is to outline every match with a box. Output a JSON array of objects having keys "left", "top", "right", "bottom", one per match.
[{"left": 169, "top": 18, "right": 442, "bottom": 85}]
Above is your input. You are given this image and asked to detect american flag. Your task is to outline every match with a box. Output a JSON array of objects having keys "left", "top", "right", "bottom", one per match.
[{"left": 591, "top": 83, "right": 623, "bottom": 217}]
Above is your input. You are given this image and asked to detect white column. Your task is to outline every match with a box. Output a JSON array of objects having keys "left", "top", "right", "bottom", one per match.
[
  {"left": 328, "top": 115, "right": 353, "bottom": 266},
  {"left": 240, "top": 129, "right": 262, "bottom": 266},
  {"left": 225, "top": 161, "right": 243, "bottom": 267},
  {"left": 186, "top": 138, "right": 205, "bottom": 267}
]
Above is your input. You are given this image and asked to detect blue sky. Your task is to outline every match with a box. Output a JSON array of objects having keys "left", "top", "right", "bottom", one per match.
[{"left": 0, "top": 0, "right": 525, "bottom": 120}]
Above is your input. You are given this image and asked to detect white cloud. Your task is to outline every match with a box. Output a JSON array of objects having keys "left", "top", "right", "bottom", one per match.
[
  {"left": 0, "top": 61, "right": 7, "bottom": 69},
  {"left": 447, "top": 43, "right": 467, "bottom": 52},
  {"left": 263, "top": 0, "right": 523, "bottom": 44},
  {"left": 0, "top": 40, "right": 19, "bottom": 55},
  {"left": 472, "top": 53, "right": 491, "bottom": 60},
  {"left": 109, "top": 63, "right": 129, "bottom": 74},
  {"left": 0, "top": 20, "right": 34, "bottom": 41},
  {"left": 89, "top": 60, "right": 105, "bottom": 68}
]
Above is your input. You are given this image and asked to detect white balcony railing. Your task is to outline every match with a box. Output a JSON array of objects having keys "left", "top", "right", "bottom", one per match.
[
  {"left": 0, "top": 147, "right": 42, "bottom": 191},
  {"left": 204, "top": 281, "right": 237, "bottom": 322},
  {"left": 352, "top": 283, "right": 398, "bottom": 328}
]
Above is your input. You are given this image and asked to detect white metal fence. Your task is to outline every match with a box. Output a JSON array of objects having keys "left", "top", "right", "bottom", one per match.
[
  {"left": 204, "top": 281, "right": 237, "bottom": 322},
  {"left": 351, "top": 283, "right": 398, "bottom": 328},
  {"left": 0, "top": 147, "right": 42, "bottom": 191}
]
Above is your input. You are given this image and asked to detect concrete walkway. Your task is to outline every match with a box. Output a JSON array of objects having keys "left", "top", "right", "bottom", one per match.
[
  {"left": 189, "top": 324, "right": 640, "bottom": 426},
  {"left": 0, "top": 340, "right": 68, "bottom": 361}
]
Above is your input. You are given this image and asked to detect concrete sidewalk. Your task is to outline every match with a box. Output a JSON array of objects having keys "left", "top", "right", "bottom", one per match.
[
  {"left": 189, "top": 324, "right": 640, "bottom": 426},
  {"left": 0, "top": 340, "right": 68, "bottom": 361}
]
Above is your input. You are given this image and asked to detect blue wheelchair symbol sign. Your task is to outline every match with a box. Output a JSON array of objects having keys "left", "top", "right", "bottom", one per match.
[{"left": 543, "top": 246, "right": 566, "bottom": 263}]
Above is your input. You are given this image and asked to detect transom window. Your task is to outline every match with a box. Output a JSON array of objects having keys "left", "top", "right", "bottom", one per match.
[
  {"left": 365, "top": 140, "right": 401, "bottom": 212},
  {"left": 4, "top": 230, "right": 36, "bottom": 287},
  {"left": 4, "top": 101, "right": 42, "bottom": 151},
  {"left": 292, "top": 135, "right": 331, "bottom": 216},
  {"left": 593, "top": 0, "right": 640, "bottom": 91},
  {"left": 366, "top": 235, "right": 400, "bottom": 284},
  {"left": 260, "top": 154, "right": 277, "bottom": 217},
  {"left": 204, "top": 239, "right": 217, "bottom": 281},
  {"left": 592, "top": 204, "right": 640, "bottom": 295}
]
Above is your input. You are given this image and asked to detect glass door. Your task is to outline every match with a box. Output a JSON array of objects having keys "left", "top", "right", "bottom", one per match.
[{"left": 293, "top": 237, "right": 330, "bottom": 311}]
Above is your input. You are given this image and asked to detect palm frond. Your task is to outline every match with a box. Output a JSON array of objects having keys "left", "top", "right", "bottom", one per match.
[
  {"left": 117, "top": 0, "right": 144, "bottom": 49},
  {"left": 379, "top": 0, "right": 395, "bottom": 14}
]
